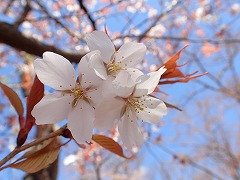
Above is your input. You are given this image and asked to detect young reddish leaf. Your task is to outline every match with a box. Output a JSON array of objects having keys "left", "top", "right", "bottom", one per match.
[
  {"left": 17, "top": 76, "right": 44, "bottom": 147},
  {"left": 161, "top": 45, "right": 188, "bottom": 79},
  {"left": 25, "top": 75, "right": 44, "bottom": 130},
  {"left": 159, "top": 45, "right": 207, "bottom": 84},
  {"left": 0, "top": 82, "right": 24, "bottom": 116},
  {"left": 9, "top": 138, "right": 61, "bottom": 173},
  {"left": 92, "top": 134, "right": 131, "bottom": 159},
  {"left": 159, "top": 72, "right": 208, "bottom": 85}
]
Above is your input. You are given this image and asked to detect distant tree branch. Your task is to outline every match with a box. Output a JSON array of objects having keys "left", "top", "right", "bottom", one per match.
[
  {"left": 13, "top": 0, "right": 31, "bottom": 28},
  {"left": 146, "top": 143, "right": 224, "bottom": 180},
  {"left": 138, "top": 0, "right": 182, "bottom": 42},
  {"left": 3, "top": 0, "right": 15, "bottom": 14},
  {"left": 35, "top": 1, "right": 82, "bottom": 41},
  {"left": 115, "top": 35, "right": 240, "bottom": 44},
  {"left": 0, "top": 21, "right": 85, "bottom": 63},
  {"left": 78, "top": 0, "right": 97, "bottom": 30}
]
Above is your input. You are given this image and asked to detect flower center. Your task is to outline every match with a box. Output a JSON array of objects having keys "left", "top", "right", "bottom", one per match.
[
  {"left": 72, "top": 83, "right": 86, "bottom": 108},
  {"left": 73, "top": 88, "right": 85, "bottom": 99},
  {"left": 128, "top": 98, "right": 144, "bottom": 112},
  {"left": 107, "top": 61, "right": 122, "bottom": 75}
]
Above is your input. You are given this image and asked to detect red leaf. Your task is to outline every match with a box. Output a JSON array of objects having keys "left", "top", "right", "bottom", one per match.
[
  {"left": 159, "top": 72, "right": 208, "bottom": 85},
  {"left": 159, "top": 45, "right": 207, "bottom": 84},
  {"left": 17, "top": 76, "right": 44, "bottom": 146},
  {"left": 25, "top": 75, "right": 44, "bottom": 129},
  {"left": 0, "top": 81, "right": 24, "bottom": 116},
  {"left": 92, "top": 134, "right": 131, "bottom": 159},
  {"left": 161, "top": 45, "right": 188, "bottom": 79}
]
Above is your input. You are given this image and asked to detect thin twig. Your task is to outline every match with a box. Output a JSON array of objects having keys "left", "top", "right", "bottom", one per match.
[
  {"left": 78, "top": 0, "right": 96, "bottom": 30},
  {"left": 138, "top": 0, "right": 181, "bottom": 42},
  {"left": 0, "top": 124, "right": 67, "bottom": 168}
]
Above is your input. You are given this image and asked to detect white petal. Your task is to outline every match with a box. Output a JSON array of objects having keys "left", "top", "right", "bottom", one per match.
[
  {"left": 34, "top": 52, "right": 76, "bottom": 90},
  {"left": 85, "top": 87, "right": 102, "bottom": 108},
  {"left": 136, "top": 96, "right": 167, "bottom": 124},
  {"left": 132, "top": 88, "right": 148, "bottom": 98},
  {"left": 68, "top": 100, "right": 95, "bottom": 144},
  {"left": 87, "top": 51, "right": 108, "bottom": 80},
  {"left": 116, "top": 42, "right": 146, "bottom": 68},
  {"left": 125, "top": 68, "right": 144, "bottom": 83},
  {"left": 135, "top": 66, "right": 167, "bottom": 95},
  {"left": 85, "top": 31, "right": 115, "bottom": 63},
  {"left": 112, "top": 71, "right": 135, "bottom": 98},
  {"left": 101, "top": 76, "right": 116, "bottom": 97},
  {"left": 32, "top": 91, "right": 73, "bottom": 124},
  {"left": 78, "top": 50, "right": 104, "bottom": 87},
  {"left": 118, "top": 108, "right": 144, "bottom": 150},
  {"left": 94, "top": 96, "right": 125, "bottom": 131}
]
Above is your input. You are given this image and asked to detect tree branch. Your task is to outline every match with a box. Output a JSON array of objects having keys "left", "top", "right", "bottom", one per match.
[
  {"left": 0, "top": 124, "right": 67, "bottom": 168},
  {"left": 138, "top": 0, "right": 182, "bottom": 42},
  {"left": 78, "top": 0, "right": 97, "bottom": 30},
  {"left": 13, "top": 0, "right": 31, "bottom": 28},
  {"left": 0, "top": 21, "right": 85, "bottom": 63}
]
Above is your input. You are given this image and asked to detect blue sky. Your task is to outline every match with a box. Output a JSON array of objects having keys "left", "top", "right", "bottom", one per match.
[{"left": 0, "top": 0, "right": 240, "bottom": 179}]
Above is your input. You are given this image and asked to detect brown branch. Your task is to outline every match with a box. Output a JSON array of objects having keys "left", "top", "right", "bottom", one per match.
[
  {"left": 0, "top": 21, "right": 85, "bottom": 63},
  {"left": 3, "top": 0, "right": 15, "bottom": 14},
  {"left": 115, "top": 34, "right": 240, "bottom": 44},
  {"left": 0, "top": 124, "right": 67, "bottom": 169},
  {"left": 78, "top": 0, "right": 97, "bottom": 30}
]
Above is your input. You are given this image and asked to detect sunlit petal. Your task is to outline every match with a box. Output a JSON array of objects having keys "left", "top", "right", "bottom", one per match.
[
  {"left": 118, "top": 108, "right": 144, "bottom": 150},
  {"left": 88, "top": 52, "right": 108, "bottom": 80},
  {"left": 112, "top": 71, "right": 135, "bottom": 98},
  {"left": 85, "top": 31, "right": 115, "bottom": 63},
  {"left": 78, "top": 50, "right": 104, "bottom": 87},
  {"left": 136, "top": 96, "right": 167, "bottom": 124},
  {"left": 116, "top": 42, "right": 146, "bottom": 68},
  {"left": 34, "top": 52, "right": 76, "bottom": 90},
  {"left": 94, "top": 96, "right": 125, "bottom": 131},
  {"left": 32, "top": 91, "right": 73, "bottom": 124},
  {"left": 68, "top": 100, "right": 95, "bottom": 144},
  {"left": 136, "top": 66, "right": 167, "bottom": 94}
]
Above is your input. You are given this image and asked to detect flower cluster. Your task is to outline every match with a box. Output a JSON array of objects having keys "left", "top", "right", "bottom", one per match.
[{"left": 32, "top": 31, "right": 167, "bottom": 151}]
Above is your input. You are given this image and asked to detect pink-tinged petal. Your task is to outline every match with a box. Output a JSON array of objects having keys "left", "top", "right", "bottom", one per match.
[
  {"left": 88, "top": 51, "right": 108, "bottom": 80},
  {"left": 135, "top": 66, "right": 167, "bottom": 95},
  {"left": 116, "top": 42, "right": 146, "bottom": 68},
  {"left": 101, "top": 76, "right": 116, "bottom": 97},
  {"left": 94, "top": 96, "right": 125, "bottom": 131},
  {"left": 132, "top": 88, "right": 148, "bottom": 98},
  {"left": 112, "top": 71, "right": 135, "bottom": 98},
  {"left": 34, "top": 52, "right": 76, "bottom": 90},
  {"left": 85, "top": 31, "right": 115, "bottom": 63},
  {"left": 78, "top": 50, "right": 104, "bottom": 87},
  {"left": 118, "top": 108, "right": 144, "bottom": 150},
  {"left": 135, "top": 96, "right": 167, "bottom": 124},
  {"left": 32, "top": 91, "right": 73, "bottom": 125},
  {"left": 68, "top": 100, "right": 94, "bottom": 144},
  {"left": 86, "top": 88, "right": 102, "bottom": 108}
]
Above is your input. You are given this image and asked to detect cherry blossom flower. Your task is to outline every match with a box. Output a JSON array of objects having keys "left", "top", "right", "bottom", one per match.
[
  {"left": 85, "top": 31, "right": 146, "bottom": 95},
  {"left": 32, "top": 51, "right": 102, "bottom": 144},
  {"left": 94, "top": 67, "right": 167, "bottom": 150}
]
